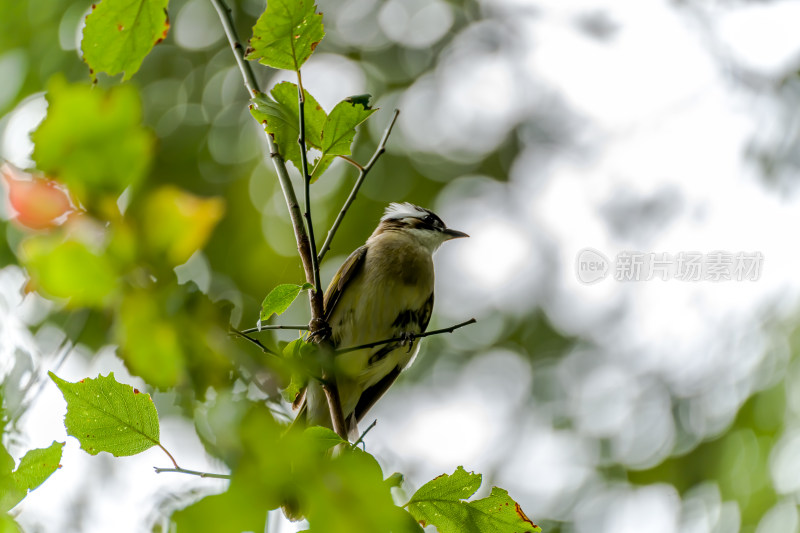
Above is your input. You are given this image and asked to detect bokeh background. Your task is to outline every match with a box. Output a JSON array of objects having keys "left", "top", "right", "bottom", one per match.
[{"left": 3, "top": 0, "right": 800, "bottom": 531}]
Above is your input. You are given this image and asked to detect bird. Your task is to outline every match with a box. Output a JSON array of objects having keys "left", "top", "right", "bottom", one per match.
[{"left": 298, "top": 202, "right": 468, "bottom": 438}]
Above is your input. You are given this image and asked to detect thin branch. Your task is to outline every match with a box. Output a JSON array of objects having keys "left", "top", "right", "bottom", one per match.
[
  {"left": 295, "top": 73, "right": 346, "bottom": 440},
  {"left": 296, "top": 72, "right": 323, "bottom": 299},
  {"left": 336, "top": 318, "right": 477, "bottom": 355},
  {"left": 229, "top": 327, "right": 277, "bottom": 356},
  {"left": 317, "top": 109, "right": 400, "bottom": 262},
  {"left": 209, "top": 0, "right": 258, "bottom": 97},
  {"left": 211, "top": 0, "right": 347, "bottom": 440},
  {"left": 321, "top": 379, "right": 348, "bottom": 439},
  {"left": 153, "top": 466, "right": 232, "bottom": 479},
  {"left": 239, "top": 324, "right": 309, "bottom": 335},
  {"left": 351, "top": 419, "right": 377, "bottom": 450}
]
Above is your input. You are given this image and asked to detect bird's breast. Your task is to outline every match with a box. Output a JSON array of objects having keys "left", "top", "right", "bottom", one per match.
[{"left": 328, "top": 234, "right": 434, "bottom": 376}]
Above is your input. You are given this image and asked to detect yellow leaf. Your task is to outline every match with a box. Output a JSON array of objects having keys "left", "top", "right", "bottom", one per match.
[{"left": 140, "top": 186, "right": 224, "bottom": 267}]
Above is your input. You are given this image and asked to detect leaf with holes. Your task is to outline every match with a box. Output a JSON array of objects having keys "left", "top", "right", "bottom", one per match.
[
  {"left": 247, "top": 0, "right": 324, "bottom": 71},
  {"left": 49, "top": 372, "right": 161, "bottom": 457},
  {"left": 310, "top": 96, "right": 377, "bottom": 181},
  {"left": 407, "top": 466, "right": 539, "bottom": 533},
  {"left": 82, "top": 0, "right": 170, "bottom": 81}
]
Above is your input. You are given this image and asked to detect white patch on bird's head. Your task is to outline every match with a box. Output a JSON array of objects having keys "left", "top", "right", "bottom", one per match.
[
  {"left": 373, "top": 202, "right": 457, "bottom": 253},
  {"left": 381, "top": 202, "right": 429, "bottom": 221}
]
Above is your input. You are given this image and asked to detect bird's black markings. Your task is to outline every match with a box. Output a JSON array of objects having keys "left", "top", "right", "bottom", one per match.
[
  {"left": 419, "top": 292, "right": 434, "bottom": 332},
  {"left": 368, "top": 343, "right": 398, "bottom": 365},
  {"left": 392, "top": 309, "right": 416, "bottom": 329},
  {"left": 367, "top": 293, "right": 435, "bottom": 365},
  {"left": 391, "top": 293, "right": 434, "bottom": 331}
]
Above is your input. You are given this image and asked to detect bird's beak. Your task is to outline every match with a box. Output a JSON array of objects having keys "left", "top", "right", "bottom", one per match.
[{"left": 443, "top": 228, "right": 469, "bottom": 240}]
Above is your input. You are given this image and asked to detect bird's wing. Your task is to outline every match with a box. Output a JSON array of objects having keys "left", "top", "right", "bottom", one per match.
[
  {"left": 418, "top": 292, "right": 434, "bottom": 334},
  {"left": 292, "top": 246, "right": 368, "bottom": 420},
  {"left": 355, "top": 292, "right": 435, "bottom": 421},
  {"left": 323, "top": 245, "right": 368, "bottom": 323},
  {"left": 353, "top": 365, "right": 402, "bottom": 423}
]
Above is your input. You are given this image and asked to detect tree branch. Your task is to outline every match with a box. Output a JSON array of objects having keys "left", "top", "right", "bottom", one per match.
[
  {"left": 296, "top": 72, "right": 323, "bottom": 306},
  {"left": 351, "top": 419, "right": 377, "bottom": 450},
  {"left": 241, "top": 324, "right": 310, "bottom": 335},
  {"left": 210, "top": 0, "right": 347, "bottom": 440},
  {"left": 335, "top": 318, "right": 477, "bottom": 355},
  {"left": 317, "top": 109, "right": 400, "bottom": 263},
  {"left": 229, "top": 327, "right": 277, "bottom": 355},
  {"left": 209, "top": 0, "right": 258, "bottom": 97},
  {"left": 154, "top": 466, "right": 232, "bottom": 479}
]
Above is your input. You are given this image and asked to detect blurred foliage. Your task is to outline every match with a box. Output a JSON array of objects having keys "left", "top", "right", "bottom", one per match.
[{"left": 2, "top": 0, "right": 800, "bottom": 532}]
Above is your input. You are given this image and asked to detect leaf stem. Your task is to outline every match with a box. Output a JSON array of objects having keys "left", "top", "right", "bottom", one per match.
[
  {"left": 157, "top": 444, "right": 181, "bottom": 469},
  {"left": 153, "top": 466, "right": 231, "bottom": 479},
  {"left": 240, "top": 324, "right": 310, "bottom": 335},
  {"left": 317, "top": 109, "right": 400, "bottom": 262},
  {"left": 338, "top": 155, "right": 364, "bottom": 171},
  {"left": 336, "top": 318, "right": 477, "bottom": 355}
]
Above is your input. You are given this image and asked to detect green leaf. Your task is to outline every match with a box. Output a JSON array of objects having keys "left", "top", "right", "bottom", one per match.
[
  {"left": 246, "top": 0, "right": 324, "bottom": 71},
  {"left": 303, "top": 426, "right": 346, "bottom": 453},
  {"left": 260, "top": 283, "right": 307, "bottom": 322},
  {"left": 250, "top": 83, "right": 326, "bottom": 172},
  {"left": 21, "top": 234, "right": 119, "bottom": 308},
  {"left": 279, "top": 338, "right": 314, "bottom": 403},
  {"left": 0, "top": 441, "right": 63, "bottom": 512},
  {"left": 407, "top": 467, "right": 539, "bottom": 533},
  {"left": 49, "top": 372, "right": 161, "bottom": 457},
  {"left": 172, "top": 481, "right": 267, "bottom": 533},
  {"left": 311, "top": 97, "right": 377, "bottom": 181},
  {"left": 0, "top": 514, "right": 22, "bottom": 533},
  {"left": 385, "top": 472, "right": 405, "bottom": 488},
  {"left": 410, "top": 466, "right": 482, "bottom": 506},
  {"left": 345, "top": 94, "right": 373, "bottom": 108},
  {"left": 82, "top": 0, "right": 170, "bottom": 81},
  {"left": 31, "top": 76, "right": 153, "bottom": 207},
  {"left": 112, "top": 285, "right": 234, "bottom": 393},
  {"left": 10, "top": 443, "right": 64, "bottom": 498},
  {"left": 114, "top": 289, "right": 185, "bottom": 389},
  {"left": 464, "top": 488, "right": 540, "bottom": 533},
  {"left": 0, "top": 445, "right": 12, "bottom": 475}
]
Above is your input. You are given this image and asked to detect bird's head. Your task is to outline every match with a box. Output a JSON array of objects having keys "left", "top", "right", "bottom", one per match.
[{"left": 372, "top": 202, "right": 468, "bottom": 252}]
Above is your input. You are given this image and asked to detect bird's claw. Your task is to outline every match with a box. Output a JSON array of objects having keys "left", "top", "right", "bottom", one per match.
[
  {"left": 400, "top": 332, "right": 416, "bottom": 353},
  {"left": 309, "top": 319, "right": 332, "bottom": 342}
]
